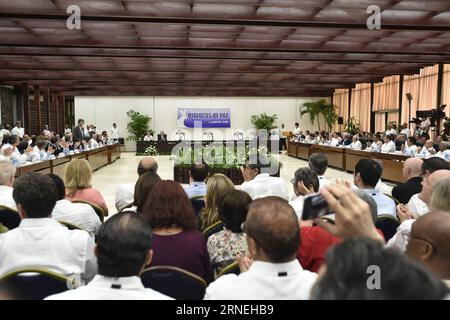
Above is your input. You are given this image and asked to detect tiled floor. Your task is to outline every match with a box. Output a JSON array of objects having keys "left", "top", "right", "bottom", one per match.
[{"left": 92, "top": 151, "right": 369, "bottom": 216}]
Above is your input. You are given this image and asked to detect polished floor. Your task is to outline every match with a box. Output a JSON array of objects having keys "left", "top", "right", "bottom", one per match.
[{"left": 91, "top": 151, "right": 368, "bottom": 216}]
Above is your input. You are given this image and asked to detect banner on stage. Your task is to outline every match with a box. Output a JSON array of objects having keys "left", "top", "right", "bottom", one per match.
[{"left": 177, "top": 108, "right": 231, "bottom": 128}]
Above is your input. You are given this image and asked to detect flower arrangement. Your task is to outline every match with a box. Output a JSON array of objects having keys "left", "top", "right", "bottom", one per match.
[
  {"left": 171, "top": 143, "right": 280, "bottom": 171},
  {"left": 144, "top": 145, "right": 159, "bottom": 156}
]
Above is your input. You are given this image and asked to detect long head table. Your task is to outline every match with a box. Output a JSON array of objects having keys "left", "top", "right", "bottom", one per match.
[
  {"left": 15, "top": 143, "right": 121, "bottom": 179},
  {"left": 287, "top": 141, "right": 411, "bottom": 184}
]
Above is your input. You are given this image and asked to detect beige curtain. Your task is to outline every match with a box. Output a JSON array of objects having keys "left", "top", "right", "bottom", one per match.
[
  {"left": 332, "top": 89, "right": 349, "bottom": 131},
  {"left": 401, "top": 65, "right": 439, "bottom": 124},
  {"left": 442, "top": 64, "right": 450, "bottom": 116},
  {"left": 375, "top": 113, "right": 385, "bottom": 133},
  {"left": 373, "top": 75, "right": 400, "bottom": 111},
  {"left": 350, "top": 83, "right": 371, "bottom": 132}
]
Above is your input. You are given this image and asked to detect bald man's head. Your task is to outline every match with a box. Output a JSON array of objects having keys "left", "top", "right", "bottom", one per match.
[
  {"left": 406, "top": 211, "right": 450, "bottom": 279},
  {"left": 420, "top": 169, "right": 450, "bottom": 205},
  {"left": 403, "top": 158, "right": 423, "bottom": 179},
  {"left": 137, "top": 157, "right": 158, "bottom": 176},
  {"left": 245, "top": 196, "right": 299, "bottom": 263}
]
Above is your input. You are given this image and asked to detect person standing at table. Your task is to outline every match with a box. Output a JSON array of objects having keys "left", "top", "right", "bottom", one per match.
[
  {"left": 110, "top": 123, "right": 120, "bottom": 142},
  {"left": 157, "top": 131, "right": 167, "bottom": 141},
  {"left": 11, "top": 121, "right": 24, "bottom": 138},
  {"left": 292, "top": 122, "right": 301, "bottom": 137},
  {"left": 73, "top": 119, "right": 87, "bottom": 142}
]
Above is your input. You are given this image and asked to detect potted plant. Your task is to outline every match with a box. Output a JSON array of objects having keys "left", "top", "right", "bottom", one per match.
[
  {"left": 250, "top": 113, "right": 278, "bottom": 133},
  {"left": 126, "top": 110, "right": 152, "bottom": 142},
  {"left": 344, "top": 116, "right": 361, "bottom": 135},
  {"left": 301, "top": 99, "right": 338, "bottom": 132}
]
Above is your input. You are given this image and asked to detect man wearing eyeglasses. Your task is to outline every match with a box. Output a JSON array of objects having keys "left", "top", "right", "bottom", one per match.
[
  {"left": 406, "top": 210, "right": 450, "bottom": 287},
  {"left": 204, "top": 197, "right": 317, "bottom": 300}
]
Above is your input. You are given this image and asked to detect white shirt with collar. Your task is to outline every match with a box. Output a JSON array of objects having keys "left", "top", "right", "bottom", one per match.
[
  {"left": 289, "top": 195, "right": 305, "bottom": 219},
  {"left": 349, "top": 141, "right": 362, "bottom": 150},
  {"left": 362, "top": 188, "right": 396, "bottom": 217},
  {"left": 386, "top": 219, "right": 415, "bottom": 253},
  {"left": 0, "top": 218, "right": 97, "bottom": 283},
  {"left": 381, "top": 141, "right": 396, "bottom": 153},
  {"left": 11, "top": 127, "right": 24, "bottom": 138},
  {"left": 385, "top": 129, "right": 398, "bottom": 136},
  {"left": 110, "top": 127, "right": 120, "bottom": 140},
  {"left": 240, "top": 173, "right": 289, "bottom": 201},
  {"left": 204, "top": 260, "right": 317, "bottom": 300},
  {"left": 52, "top": 199, "right": 102, "bottom": 236},
  {"left": 45, "top": 275, "right": 173, "bottom": 300},
  {"left": 407, "top": 194, "right": 429, "bottom": 216},
  {"left": 400, "top": 128, "right": 411, "bottom": 137},
  {"left": 318, "top": 176, "right": 331, "bottom": 190},
  {"left": 115, "top": 183, "right": 135, "bottom": 212},
  {"left": 417, "top": 147, "right": 435, "bottom": 158},
  {"left": 183, "top": 181, "right": 207, "bottom": 199},
  {"left": 0, "top": 185, "right": 17, "bottom": 210},
  {"left": 292, "top": 127, "right": 301, "bottom": 136},
  {"left": 403, "top": 144, "right": 417, "bottom": 157},
  {"left": 434, "top": 150, "right": 450, "bottom": 161}
]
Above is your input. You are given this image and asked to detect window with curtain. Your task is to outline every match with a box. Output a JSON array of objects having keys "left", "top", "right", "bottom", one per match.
[
  {"left": 350, "top": 83, "right": 371, "bottom": 132},
  {"left": 401, "top": 65, "right": 439, "bottom": 124},
  {"left": 442, "top": 64, "right": 450, "bottom": 117},
  {"left": 332, "top": 88, "right": 349, "bottom": 131},
  {"left": 373, "top": 75, "right": 400, "bottom": 133}
]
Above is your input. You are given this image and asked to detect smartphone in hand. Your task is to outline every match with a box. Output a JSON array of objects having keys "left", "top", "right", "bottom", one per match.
[{"left": 302, "top": 193, "right": 333, "bottom": 220}]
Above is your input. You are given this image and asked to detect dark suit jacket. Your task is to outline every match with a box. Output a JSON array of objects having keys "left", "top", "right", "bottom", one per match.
[
  {"left": 391, "top": 176, "right": 422, "bottom": 204},
  {"left": 157, "top": 134, "right": 167, "bottom": 141},
  {"left": 72, "top": 126, "right": 86, "bottom": 142}
]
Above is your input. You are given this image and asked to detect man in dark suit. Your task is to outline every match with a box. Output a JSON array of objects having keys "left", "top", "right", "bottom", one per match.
[
  {"left": 157, "top": 130, "right": 167, "bottom": 141},
  {"left": 392, "top": 157, "right": 423, "bottom": 204},
  {"left": 72, "top": 119, "right": 86, "bottom": 142}
]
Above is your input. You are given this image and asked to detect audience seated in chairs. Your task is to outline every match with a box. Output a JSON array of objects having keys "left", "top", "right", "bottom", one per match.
[
  {"left": 298, "top": 189, "right": 380, "bottom": 273},
  {"left": 389, "top": 172, "right": 450, "bottom": 252},
  {"left": 115, "top": 157, "right": 158, "bottom": 212},
  {"left": 0, "top": 172, "right": 97, "bottom": 283},
  {"left": 199, "top": 174, "right": 235, "bottom": 231},
  {"left": 0, "top": 160, "right": 17, "bottom": 210},
  {"left": 204, "top": 197, "right": 318, "bottom": 300},
  {"left": 207, "top": 190, "right": 251, "bottom": 277},
  {"left": 46, "top": 212, "right": 172, "bottom": 300},
  {"left": 391, "top": 158, "right": 423, "bottom": 204},
  {"left": 353, "top": 159, "right": 396, "bottom": 217},
  {"left": 289, "top": 167, "right": 319, "bottom": 219},
  {"left": 129, "top": 171, "right": 161, "bottom": 213},
  {"left": 239, "top": 159, "right": 289, "bottom": 201},
  {"left": 183, "top": 162, "right": 209, "bottom": 199},
  {"left": 308, "top": 153, "right": 331, "bottom": 190},
  {"left": 141, "top": 180, "right": 213, "bottom": 283},
  {"left": 65, "top": 159, "right": 109, "bottom": 216},
  {"left": 48, "top": 174, "right": 101, "bottom": 236},
  {"left": 310, "top": 238, "right": 448, "bottom": 300},
  {"left": 407, "top": 157, "right": 449, "bottom": 217}
]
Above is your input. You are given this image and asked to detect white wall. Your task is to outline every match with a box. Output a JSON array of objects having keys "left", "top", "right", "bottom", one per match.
[{"left": 75, "top": 96, "right": 327, "bottom": 151}]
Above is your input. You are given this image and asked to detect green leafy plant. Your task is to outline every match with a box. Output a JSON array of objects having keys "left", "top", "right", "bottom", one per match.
[
  {"left": 344, "top": 116, "right": 361, "bottom": 135},
  {"left": 126, "top": 110, "right": 152, "bottom": 141},
  {"left": 250, "top": 113, "right": 278, "bottom": 132},
  {"left": 65, "top": 114, "right": 75, "bottom": 128},
  {"left": 301, "top": 99, "right": 338, "bottom": 132}
]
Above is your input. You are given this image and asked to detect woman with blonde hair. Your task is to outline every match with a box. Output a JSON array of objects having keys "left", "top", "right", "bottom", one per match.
[
  {"left": 199, "top": 173, "right": 235, "bottom": 231},
  {"left": 65, "top": 158, "right": 108, "bottom": 216}
]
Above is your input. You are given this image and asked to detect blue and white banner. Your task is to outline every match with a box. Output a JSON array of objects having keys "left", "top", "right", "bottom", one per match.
[{"left": 177, "top": 108, "right": 231, "bottom": 128}]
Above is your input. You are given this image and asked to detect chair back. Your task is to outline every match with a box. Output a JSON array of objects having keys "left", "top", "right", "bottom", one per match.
[
  {"left": 0, "top": 205, "right": 21, "bottom": 230},
  {"left": 141, "top": 266, "right": 207, "bottom": 300},
  {"left": 190, "top": 198, "right": 205, "bottom": 222},
  {"left": 58, "top": 221, "right": 84, "bottom": 231},
  {"left": 0, "top": 267, "right": 70, "bottom": 300},
  {"left": 375, "top": 214, "right": 400, "bottom": 241},
  {"left": 217, "top": 261, "right": 240, "bottom": 278},
  {"left": 384, "top": 193, "right": 400, "bottom": 205},
  {"left": 203, "top": 221, "right": 224, "bottom": 240},
  {"left": 71, "top": 200, "right": 105, "bottom": 222}
]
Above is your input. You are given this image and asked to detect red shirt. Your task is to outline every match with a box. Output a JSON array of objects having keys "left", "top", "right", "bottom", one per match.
[{"left": 298, "top": 226, "right": 385, "bottom": 273}]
